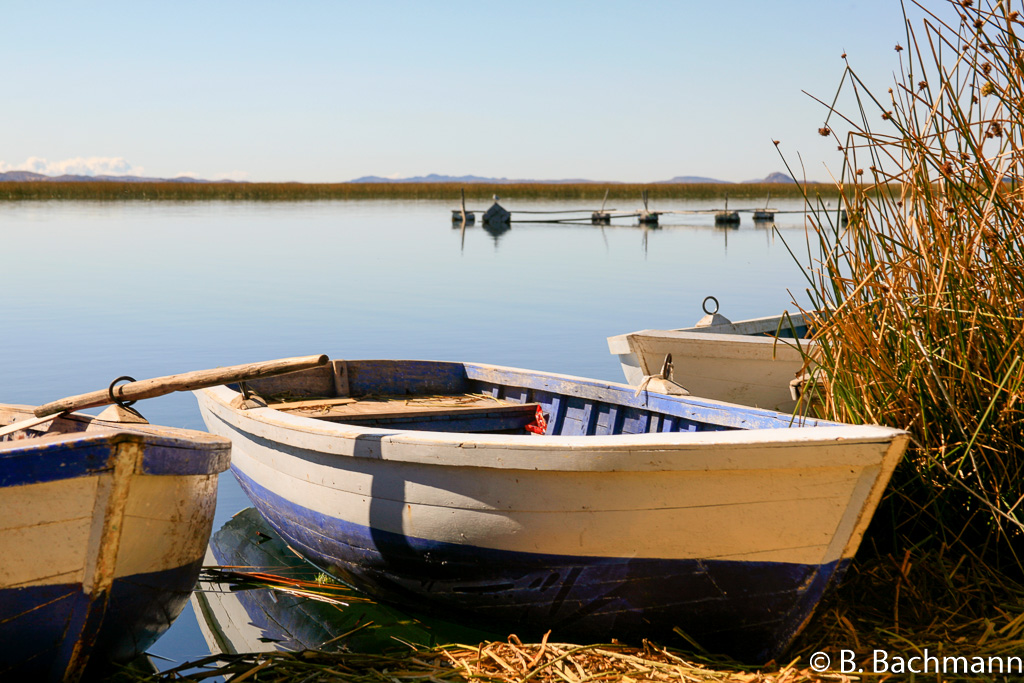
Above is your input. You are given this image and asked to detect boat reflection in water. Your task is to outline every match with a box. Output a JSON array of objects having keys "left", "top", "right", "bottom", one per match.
[{"left": 192, "top": 508, "right": 495, "bottom": 655}]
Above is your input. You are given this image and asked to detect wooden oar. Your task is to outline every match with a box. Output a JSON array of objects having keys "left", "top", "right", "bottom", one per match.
[
  {"left": 0, "top": 413, "right": 65, "bottom": 438},
  {"left": 0, "top": 354, "right": 329, "bottom": 439}
]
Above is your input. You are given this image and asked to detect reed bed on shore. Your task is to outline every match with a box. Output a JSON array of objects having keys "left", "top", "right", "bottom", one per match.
[
  {"left": 0, "top": 181, "right": 834, "bottom": 203},
  {"left": 791, "top": 548, "right": 1024, "bottom": 678},
  {"left": 792, "top": 0, "right": 1024, "bottom": 572},
  {"left": 148, "top": 641, "right": 766, "bottom": 683}
]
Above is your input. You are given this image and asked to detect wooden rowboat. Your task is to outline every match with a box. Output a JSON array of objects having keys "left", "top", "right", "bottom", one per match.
[
  {"left": 608, "top": 305, "right": 814, "bottom": 413},
  {"left": 0, "top": 406, "right": 230, "bottom": 682},
  {"left": 0, "top": 355, "right": 326, "bottom": 681},
  {"left": 195, "top": 358, "right": 907, "bottom": 662}
]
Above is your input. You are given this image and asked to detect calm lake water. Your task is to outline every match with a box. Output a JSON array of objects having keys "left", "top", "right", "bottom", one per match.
[{"left": 0, "top": 197, "right": 819, "bottom": 668}]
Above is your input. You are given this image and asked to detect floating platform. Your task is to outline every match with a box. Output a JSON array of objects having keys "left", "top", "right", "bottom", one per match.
[{"left": 482, "top": 202, "right": 511, "bottom": 226}]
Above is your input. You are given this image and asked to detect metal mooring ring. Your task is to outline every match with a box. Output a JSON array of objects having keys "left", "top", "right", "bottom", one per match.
[
  {"left": 108, "top": 375, "right": 139, "bottom": 409},
  {"left": 703, "top": 296, "right": 720, "bottom": 316}
]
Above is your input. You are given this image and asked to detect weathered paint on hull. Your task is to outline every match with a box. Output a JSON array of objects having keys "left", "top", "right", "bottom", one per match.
[
  {"left": 0, "top": 561, "right": 201, "bottom": 680},
  {"left": 235, "top": 467, "right": 848, "bottom": 662},
  {"left": 0, "top": 408, "right": 230, "bottom": 682},
  {"left": 195, "top": 360, "right": 906, "bottom": 663}
]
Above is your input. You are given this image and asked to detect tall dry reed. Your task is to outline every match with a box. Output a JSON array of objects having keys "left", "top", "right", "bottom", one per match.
[
  {"left": 0, "top": 180, "right": 829, "bottom": 202},
  {"left": 791, "top": 0, "right": 1024, "bottom": 571}
]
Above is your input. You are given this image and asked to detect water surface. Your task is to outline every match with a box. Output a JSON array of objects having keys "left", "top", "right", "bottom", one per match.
[{"left": 0, "top": 197, "right": 816, "bottom": 666}]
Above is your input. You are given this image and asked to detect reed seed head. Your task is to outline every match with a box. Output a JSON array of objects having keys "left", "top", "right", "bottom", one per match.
[{"left": 796, "top": 0, "right": 1024, "bottom": 574}]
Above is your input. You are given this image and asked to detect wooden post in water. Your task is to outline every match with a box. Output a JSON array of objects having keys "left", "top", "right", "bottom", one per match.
[
  {"left": 591, "top": 188, "right": 611, "bottom": 224},
  {"left": 752, "top": 191, "right": 774, "bottom": 222},
  {"left": 715, "top": 195, "right": 740, "bottom": 226},
  {"left": 638, "top": 189, "right": 659, "bottom": 226},
  {"left": 452, "top": 188, "right": 475, "bottom": 225}
]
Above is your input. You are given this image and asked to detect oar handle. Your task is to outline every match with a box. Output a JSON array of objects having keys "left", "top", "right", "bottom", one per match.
[{"left": 34, "top": 354, "right": 330, "bottom": 418}]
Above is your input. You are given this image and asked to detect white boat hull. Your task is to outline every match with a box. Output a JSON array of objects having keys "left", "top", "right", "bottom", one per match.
[
  {"left": 194, "top": 359, "right": 906, "bottom": 662},
  {"left": 0, "top": 408, "right": 230, "bottom": 682},
  {"left": 608, "top": 313, "right": 814, "bottom": 412}
]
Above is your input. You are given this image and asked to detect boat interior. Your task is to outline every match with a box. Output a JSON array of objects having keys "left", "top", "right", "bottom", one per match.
[
  {"left": 0, "top": 404, "right": 225, "bottom": 446},
  {"left": 236, "top": 359, "right": 808, "bottom": 437}
]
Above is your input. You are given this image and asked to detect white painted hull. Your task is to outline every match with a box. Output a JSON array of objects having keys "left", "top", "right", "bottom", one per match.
[
  {"left": 0, "top": 406, "right": 230, "bottom": 682},
  {"left": 193, "top": 359, "right": 906, "bottom": 661},
  {"left": 3, "top": 461, "right": 218, "bottom": 596},
  {"left": 608, "top": 313, "right": 815, "bottom": 412}
]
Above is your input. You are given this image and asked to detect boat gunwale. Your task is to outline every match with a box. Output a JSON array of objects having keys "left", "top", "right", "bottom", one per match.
[
  {"left": 0, "top": 404, "right": 232, "bottom": 451},
  {"left": 195, "top": 360, "right": 908, "bottom": 472},
  {"left": 606, "top": 312, "right": 816, "bottom": 355},
  {"left": 0, "top": 405, "right": 232, "bottom": 485}
]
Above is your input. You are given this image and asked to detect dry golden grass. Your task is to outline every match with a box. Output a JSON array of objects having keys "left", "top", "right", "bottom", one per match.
[
  {"left": 790, "top": 0, "right": 1024, "bottom": 572},
  {"left": 0, "top": 181, "right": 832, "bottom": 202}
]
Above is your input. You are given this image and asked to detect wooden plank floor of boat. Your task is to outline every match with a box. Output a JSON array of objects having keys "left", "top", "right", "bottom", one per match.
[{"left": 267, "top": 394, "right": 538, "bottom": 423}]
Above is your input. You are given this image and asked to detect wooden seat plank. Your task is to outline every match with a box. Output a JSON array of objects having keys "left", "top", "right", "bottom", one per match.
[{"left": 275, "top": 394, "right": 539, "bottom": 423}]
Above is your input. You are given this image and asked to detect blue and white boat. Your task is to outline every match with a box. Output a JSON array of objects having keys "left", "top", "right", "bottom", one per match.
[
  {"left": 0, "top": 405, "right": 231, "bottom": 682},
  {"left": 195, "top": 358, "right": 907, "bottom": 663}
]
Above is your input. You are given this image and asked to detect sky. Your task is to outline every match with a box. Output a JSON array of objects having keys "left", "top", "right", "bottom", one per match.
[{"left": 2, "top": 1, "right": 957, "bottom": 184}]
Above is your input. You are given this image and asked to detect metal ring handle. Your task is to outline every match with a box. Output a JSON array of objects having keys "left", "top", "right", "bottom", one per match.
[
  {"left": 107, "top": 376, "right": 138, "bottom": 409},
  {"left": 702, "top": 296, "right": 720, "bottom": 316}
]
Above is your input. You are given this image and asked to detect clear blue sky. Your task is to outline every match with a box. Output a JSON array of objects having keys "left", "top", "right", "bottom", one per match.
[{"left": 2, "top": 1, "right": 947, "bottom": 183}]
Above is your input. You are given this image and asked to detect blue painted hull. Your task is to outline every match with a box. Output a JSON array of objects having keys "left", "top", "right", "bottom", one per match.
[
  {"left": 199, "top": 508, "right": 492, "bottom": 654},
  {"left": 0, "top": 561, "right": 201, "bottom": 681},
  {"left": 237, "top": 468, "right": 848, "bottom": 662},
  {"left": 0, "top": 408, "right": 231, "bottom": 682},
  {"left": 197, "top": 359, "right": 906, "bottom": 663}
]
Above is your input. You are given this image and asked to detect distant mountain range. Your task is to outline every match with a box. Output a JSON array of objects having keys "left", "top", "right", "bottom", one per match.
[{"left": 0, "top": 170, "right": 797, "bottom": 184}]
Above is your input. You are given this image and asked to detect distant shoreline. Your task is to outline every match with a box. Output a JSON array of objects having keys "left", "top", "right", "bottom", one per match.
[{"left": 0, "top": 181, "right": 842, "bottom": 202}]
